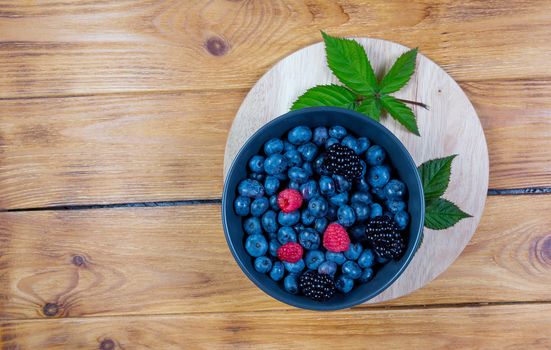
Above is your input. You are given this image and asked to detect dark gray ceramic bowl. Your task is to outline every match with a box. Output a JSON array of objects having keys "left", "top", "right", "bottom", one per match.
[{"left": 222, "top": 106, "right": 424, "bottom": 311}]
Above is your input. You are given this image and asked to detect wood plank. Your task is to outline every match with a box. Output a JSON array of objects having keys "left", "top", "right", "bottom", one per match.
[
  {"left": 2, "top": 79, "right": 551, "bottom": 208},
  {"left": 2, "top": 196, "right": 551, "bottom": 319},
  {"left": 1, "top": 0, "right": 551, "bottom": 98},
  {"left": 2, "top": 304, "right": 550, "bottom": 349}
]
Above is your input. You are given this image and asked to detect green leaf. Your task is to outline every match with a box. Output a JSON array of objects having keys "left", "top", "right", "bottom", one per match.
[
  {"left": 291, "top": 85, "right": 357, "bottom": 111},
  {"left": 355, "top": 97, "right": 382, "bottom": 121},
  {"left": 417, "top": 155, "right": 456, "bottom": 202},
  {"left": 321, "top": 31, "right": 378, "bottom": 95},
  {"left": 425, "top": 198, "right": 472, "bottom": 230},
  {"left": 379, "top": 48, "right": 418, "bottom": 94},
  {"left": 380, "top": 95, "right": 420, "bottom": 136}
]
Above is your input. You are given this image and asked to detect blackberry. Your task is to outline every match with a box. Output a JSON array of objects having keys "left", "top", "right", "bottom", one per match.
[
  {"left": 364, "top": 216, "right": 405, "bottom": 259},
  {"left": 299, "top": 270, "right": 335, "bottom": 301},
  {"left": 324, "top": 144, "right": 363, "bottom": 181}
]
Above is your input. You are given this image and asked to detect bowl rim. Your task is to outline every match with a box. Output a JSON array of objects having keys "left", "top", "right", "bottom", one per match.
[{"left": 222, "top": 106, "right": 424, "bottom": 310}]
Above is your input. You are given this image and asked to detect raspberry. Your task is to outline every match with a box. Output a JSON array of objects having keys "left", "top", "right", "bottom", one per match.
[
  {"left": 322, "top": 223, "right": 351, "bottom": 252},
  {"left": 277, "top": 189, "right": 303, "bottom": 213},
  {"left": 324, "top": 144, "right": 363, "bottom": 180},
  {"left": 299, "top": 270, "right": 335, "bottom": 301},
  {"left": 364, "top": 216, "right": 405, "bottom": 259},
  {"left": 277, "top": 242, "right": 303, "bottom": 263}
]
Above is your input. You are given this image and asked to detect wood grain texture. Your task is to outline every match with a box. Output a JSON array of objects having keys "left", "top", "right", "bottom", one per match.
[
  {"left": 1, "top": 196, "right": 551, "bottom": 319},
  {"left": 2, "top": 304, "right": 551, "bottom": 349},
  {"left": 1, "top": 0, "right": 551, "bottom": 98},
  {"left": 1, "top": 81, "right": 550, "bottom": 209},
  {"left": 224, "top": 37, "right": 488, "bottom": 303}
]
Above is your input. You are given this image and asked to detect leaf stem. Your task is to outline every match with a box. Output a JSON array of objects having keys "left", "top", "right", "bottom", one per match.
[{"left": 396, "top": 98, "right": 430, "bottom": 110}]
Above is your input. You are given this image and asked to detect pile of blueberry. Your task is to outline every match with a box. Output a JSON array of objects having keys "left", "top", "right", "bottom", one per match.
[{"left": 234, "top": 125, "right": 409, "bottom": 302}]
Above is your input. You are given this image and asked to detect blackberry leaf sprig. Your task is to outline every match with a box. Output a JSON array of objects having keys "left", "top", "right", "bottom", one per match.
[
  {"left": 292, "top": 32, "right": 426, "bottom": 136},
  {"left": 418, "top": 155, "right": 471, "bottom": 230}
]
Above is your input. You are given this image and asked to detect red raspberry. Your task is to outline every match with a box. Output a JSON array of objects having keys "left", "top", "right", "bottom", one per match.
[
  {"left": 323, "top": 223, "right": 351, "bottom": 252},
  {"left": 277, "top": 242, "right": 303, "bottom": 263},
  {"left": 277, "top": 189, "right": 303, "bottom": 213}
]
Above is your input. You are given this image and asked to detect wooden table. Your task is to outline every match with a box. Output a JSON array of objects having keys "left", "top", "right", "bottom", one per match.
[{"left": 1, "top": 1, "right": 550, "bottom": 349}]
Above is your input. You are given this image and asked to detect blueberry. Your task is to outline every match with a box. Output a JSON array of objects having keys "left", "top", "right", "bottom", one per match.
[
  {"left": 298, "top": 142, "right": 318, "bottom": 162},
  {"left": 293, "top": 223, "right": 306, "bottom": 234},
  {"left": 326, "top": 205, "right": 338, "bottom": 221},
  {"left": 325, "top": 251, "right": 346, "bottom": 265},
  {"left": 301, "top": 209, "right": 315, "bottom": 226},
  {"left": 332, "top": 174, "right": 351, "bottom": 193},
  {"left": 284, "top": 274, "right": 299, "bottom": 294},
  {"left": 273, "top": 172, "right": 288, "bottom": 181},
  {"left": 359, "top": 160, "right": 367, "bottom": 177},
  {"left": 359, "top": 268, "right": 374, "bottom": 283},
  {"left": 369, "top": 203, "right": 383, "bottom": 218},
  {"left": 351, "top": 202, "right": 370, "bottom": 221},
  {"left": 249, "top": 172, "right": 265, "bottom": 181},
  {"left": 248, "top": 155, "right": 265, "bottom": 173},
  {"left": 238, "top": 179, "right": 265, "bottom": 198},
  {"left": 288, "top": 166, "right": 309, "bottom": 184},
  {"left": 386, "top": 200, "right": 406, "bottom": 214},
  {"left": 269, "top": 261, "right": 285, "bottom": 281},
  {"left": 376, "top": 252, "right": 390, "bottom": 264},
  {"left": 312, "top": 126, "right": 329, "bottom": 146},
  {"left": 288, "top": 181, "right": 300, "bottom": 190},
  {"left": 307, "top": 196, "right": 328, "bottom": 218},
  {"left": 302, "top": 162, "right": 314, "bottom": 177},
  {"left": 371, "top": 186, "right": 386, "bottom": 200},
  {"left": 277, "top": 226, "right": 297, "bottom": 244},
  {"left": 318, "top": 261, "right": 338, "bottom": 276},
  {"left": 278, "top": 210, "right": 300, "bottom": 226},
  {"left": 284, "top": 149, "right": 302, "bottom": 167},
  {"left": 319, "top": 176, "right": 336, "bottom": 197},
  {"left": 366, "top": 145, "right": 386, "bottom": 166},
  {"left": 305, "top": 250, "right": 325, "bottom": 269},
  {"left": 341, "top": 135, "right": 358, "bottom": 153},
  {"left": 329, "top": 192, "right": 348, "bottom": 207},
  {"left": 314, "top": 217, "right": 328, "bottom": 233},
  {"left": 384, "top": 179, "right": 406, "bottom": 200},
  {"left": 245, "top": 234, "right": 268, "bottom": 257},
  {"left": 288, "top": 126, "right": 312, "bottom": 145},
  {"left": 243, "top": 217, "right": 262, "bottom": 235},
  {"left": 264, "top": 176, "right": 280, "bottom": 196},
  {"left": 329, "top": 125, "right": 347, "bottom": 139},
  {"left": 325, "top": 137, "right": 339, "bottom": 149},
  {"left": 261, "top": 210, "right": 278, "bottom": 233},
  {"left": 269, "top": 239, "right": 281, "bottom": 257},
  {"left": 394, "top": 210, "right": 410, "bottom": 230},
  {"left": 300, "top": 180, "right": 318, "bottom": 201},
  {"left": 354, "top": 177, "right": 370, "bottom": 192},
  {"left": 358, "top": 249, "right": 375, "bottom": 268},
  {"left": 234, "top": 196, "right": 250, "bottom": 216},
  {"left": 337, "top": 205, "right": 356, "bottom": 227},
  {"left": 335, "top": 275, "right": 354, "bottom": 293},
  {"left": 344, "top": 242, "right": 363, "bottom": 260},
  {"left": 351, "top": 192, "right": 372, "bottom": 204},
  {"left": 349, "top": 225, "right": 367, "bottom": 242},
  {"left": 254, "top": 256, "right": 272, "bottom": 273},
  {"left": 284, "top": 259, "right": 305, "bottom": 273},
  {"left": 314, "top": 154, "right": 331, "bottom": 175},
  {"left": 264, "top": 154, "right": 288, "bottom": 175},
  {"left": 269, "top": 195, "right": 280, "bottom": 211},
  {"left": 367, "top": 165, "right": 390, "bottom": 188},
  {"left": 356, "top": 137, "right": 370, "bottom": 154},
  {"left": 283, "top": 141, "right": 296, "bottom": 152},
  {"left": 298, "top": 228, "right": 320, "bottom": 250},
  {"left": 250, "top": 197, "right": 269, "bottom": 217},
  {"left": 342, "top": 260, "right": 362, "bottom": 279},
  {"left": 264, "top": 138, "right": 284, "bottom": 155}
]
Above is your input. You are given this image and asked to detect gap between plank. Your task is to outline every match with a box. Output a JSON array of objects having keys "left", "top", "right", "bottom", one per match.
[
  {"left": 3, "top": 300, "right": 551, "bottom": 323},
  {"left": 2, "top": 187, "right": 551, "bottom": 212}
]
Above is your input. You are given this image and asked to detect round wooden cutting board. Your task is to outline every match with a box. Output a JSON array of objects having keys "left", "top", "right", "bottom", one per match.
[{"left": 223, "top": 38, "right": 489, "bottom": 304}]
